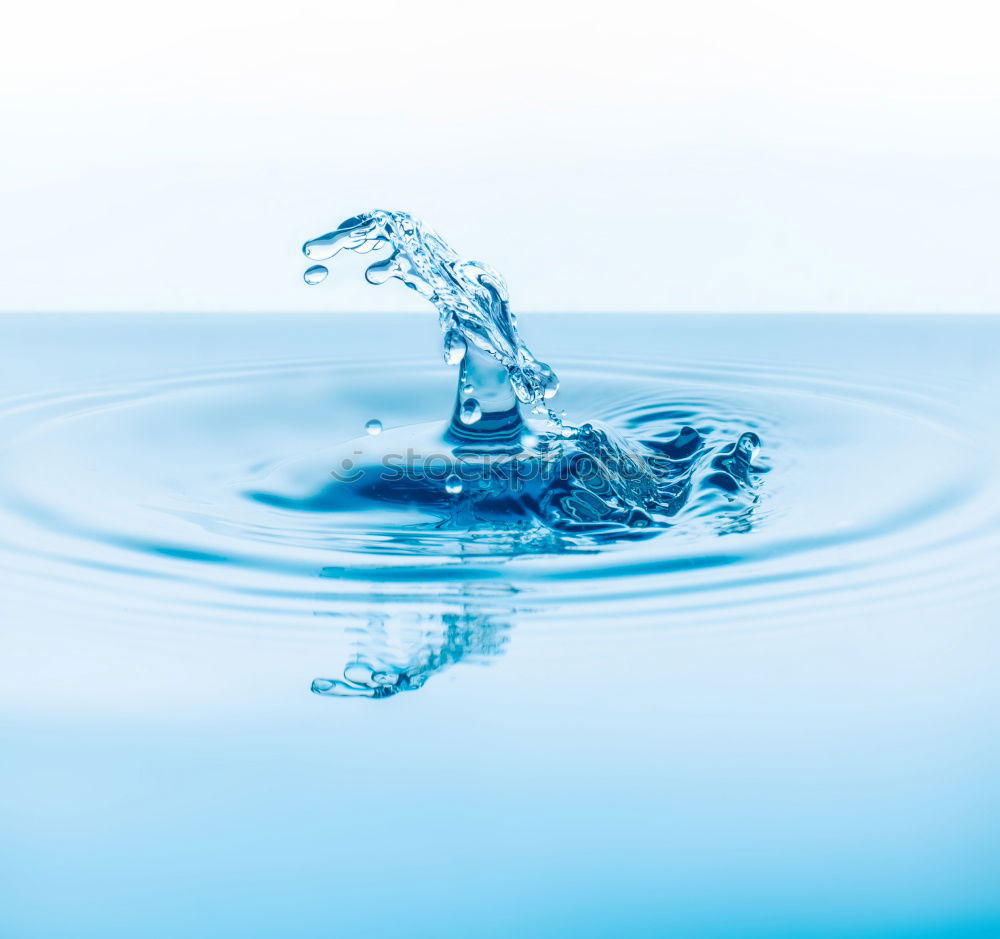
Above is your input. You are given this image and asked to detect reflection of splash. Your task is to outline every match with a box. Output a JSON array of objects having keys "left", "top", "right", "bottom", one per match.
[{"left": 311, "top": 583, "right": 514, "bottom": 699}]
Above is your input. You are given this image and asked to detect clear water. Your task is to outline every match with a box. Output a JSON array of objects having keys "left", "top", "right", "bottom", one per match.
[
  {"left": 2, "top": 308, "right": 999, "bottom": 937},
  {"left": 296, "top": 212, "right": 766, "bottom": 594}
]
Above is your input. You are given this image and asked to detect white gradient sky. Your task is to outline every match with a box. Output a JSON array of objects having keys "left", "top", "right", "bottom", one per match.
[{"left": 2, "top": 0, "right": 999, "bottom": 313}]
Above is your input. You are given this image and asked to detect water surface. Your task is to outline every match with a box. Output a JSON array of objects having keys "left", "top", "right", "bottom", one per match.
[{"left": 1, "top": 313, "right": 999, "bottom": 937}]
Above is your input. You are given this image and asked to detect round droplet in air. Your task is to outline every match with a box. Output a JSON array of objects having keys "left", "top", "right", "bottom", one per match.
[
  {"left": 462, "top": 383, "right": 474, "bottom": 395},
  {"left": 539, "top": 362, "right": 560, "bottom": 400},
  {"left": 303, "top": 265, "right": 329, "bottom": 285},
  {"left": 443, "top": 330, "right": 467, "bottom": 366},
  {"left": 459, "top": 398, "right": 482, "bottom": 425},
  {"left": 365, "top": 419, "right": 383, "bottom": 436},
  {"left": 445, "top": 474, "right": 463, "bottom": 495}
]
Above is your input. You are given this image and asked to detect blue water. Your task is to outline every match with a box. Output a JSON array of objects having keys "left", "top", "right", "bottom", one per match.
[
  {"left": 2, "top": 309, "right": 999, "bottom": 937},
  {"left": 294, "top": 212, "right": 766, "bottom": 585}
]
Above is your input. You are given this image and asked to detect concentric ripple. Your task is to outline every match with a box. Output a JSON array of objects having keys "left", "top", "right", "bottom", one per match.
[{"left": 0, "top": 349, "right": 995, "bottom": 664}]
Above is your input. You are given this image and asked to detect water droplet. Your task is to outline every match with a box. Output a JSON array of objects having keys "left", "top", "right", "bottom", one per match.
[
  {"left": 459, "top": 398, "right": 482, "bottom": 425},
  {"left": 364, "top": 253, "right": 401, "bottom": 285},
  {"left": 462, "top": 383, "right": 474, "bottom": 395},
  {"left": 365, "top": 419, "right": 383, "bottom": 436},
  {"left": 303, "top": 216, "right": 373, "bottom": 260},
  {"left": 445, "top": 474, "right": 463, "bottom": 495},
  {"left": 509, "top": 370, "right": 532, "bottom": 404},
  {"left": 539, "top": 362, "right": 560, "bottom": 399},
  {"left": 303, "top": 265, "right": 328, "bottom": 285},
  {"left": 443, "top": 330, "right": 467, "bottom": 365}
]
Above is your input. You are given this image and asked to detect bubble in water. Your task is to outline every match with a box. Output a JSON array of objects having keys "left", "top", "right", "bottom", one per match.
[
  {"left": 444, "top": 330, "right": 467, "bottom": 366},
  {"left": 459, "top": 399, "right": 482, "bottom": 425},
  {"left": 303, "top": 265, "right": 328, "bottom": 285},
  {"left": 445, "top": 474, "right": 463, "bottom": 495},
  {"left": 365, "top": 419, "right": 383, "bottom": 436}
]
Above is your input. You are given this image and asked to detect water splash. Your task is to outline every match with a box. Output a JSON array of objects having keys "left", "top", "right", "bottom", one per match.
[
  {"left": 2, "top": 313, "right": 995, "bottom": 708},
  {"left": 303, "top": 211, "right": 559, "bottom": 419},
  {"left": 295, "top": 210, "right": 766, "bottom": 544}
]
